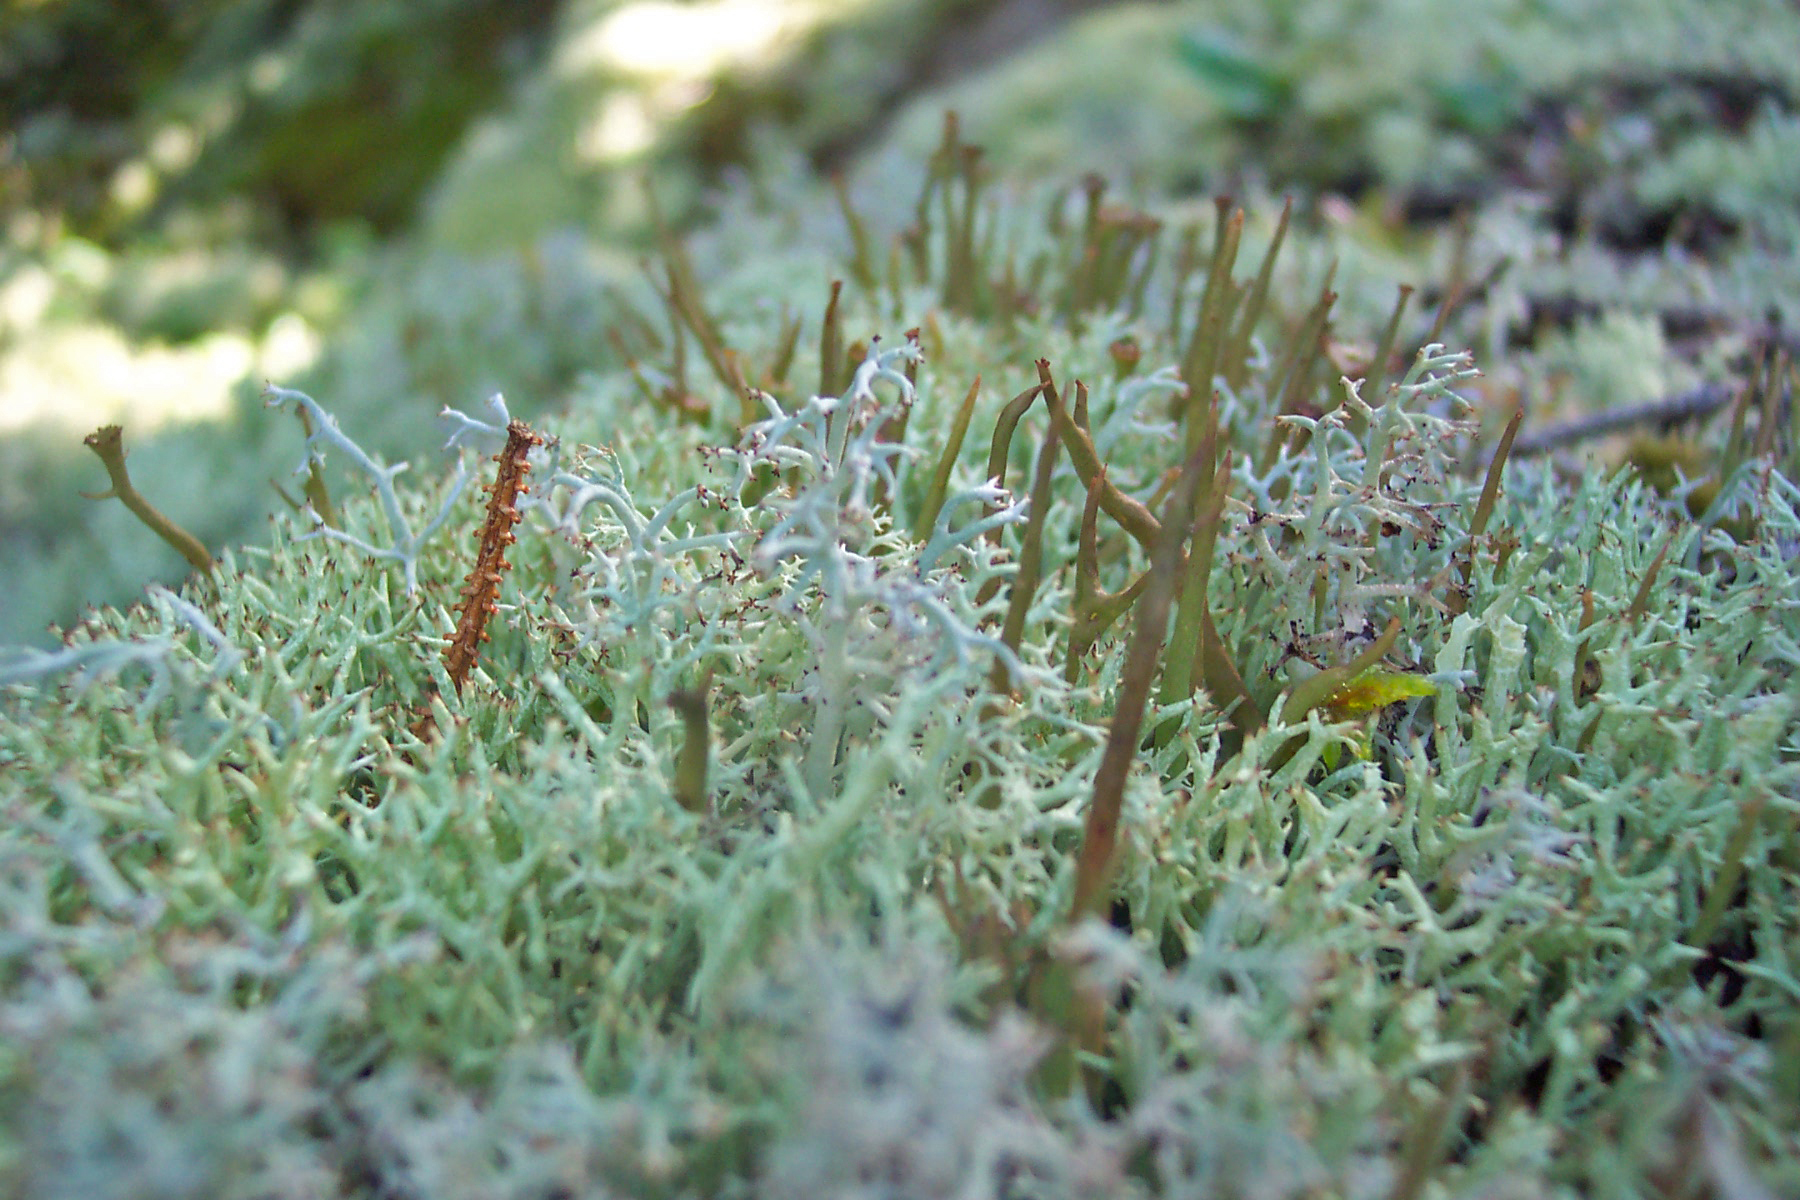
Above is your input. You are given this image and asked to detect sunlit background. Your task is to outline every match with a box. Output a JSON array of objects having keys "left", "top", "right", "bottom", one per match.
[
  {"left": 2, "top": 0, "right": 1795, "bottom": 646},
  {"left": 0, "top": 0, "right": 884, "bottom": 439},
  {"left": 3, "top": 0, "right": 1073, "bottom": 644}
]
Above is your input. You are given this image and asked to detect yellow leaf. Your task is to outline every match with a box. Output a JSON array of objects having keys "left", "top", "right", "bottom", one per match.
[{"left": 1321, "top": 668, "right": 1435, "bottom": 722}]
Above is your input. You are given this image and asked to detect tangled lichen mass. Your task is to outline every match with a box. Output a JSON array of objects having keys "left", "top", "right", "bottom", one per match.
[{"left": 4, "top": 16, "right": 1800, "bottom": 1191}]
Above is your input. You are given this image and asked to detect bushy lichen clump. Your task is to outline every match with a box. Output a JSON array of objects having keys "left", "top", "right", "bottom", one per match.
[{"left": 3, "top": 131, "right": 1798, "bottom": 1198}]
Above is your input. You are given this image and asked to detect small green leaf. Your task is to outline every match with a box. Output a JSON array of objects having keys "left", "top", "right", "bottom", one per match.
[
  {"left": 1176, "top": 30, "right": 1290, "bottom": 119},
  {"left": 1321, "top": 667, "right": 1436, "bottom": 722}
]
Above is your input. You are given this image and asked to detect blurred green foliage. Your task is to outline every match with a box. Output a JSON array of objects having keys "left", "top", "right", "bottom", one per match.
[
  {"left": 4, "top": 0, "right": 1799, "bottom": 651},
  {"left": 2, "top": 0, "right": 561, "bottom": 239}
]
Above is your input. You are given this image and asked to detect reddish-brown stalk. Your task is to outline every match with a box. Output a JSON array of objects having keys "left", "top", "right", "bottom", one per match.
[{"left": 443, "top": 420, "right": 542, "bottom": 693}]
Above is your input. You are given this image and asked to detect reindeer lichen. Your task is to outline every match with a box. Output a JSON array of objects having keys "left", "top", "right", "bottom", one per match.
[{"left": 4, "top": 115, "right": 1798, "bottom": 1200}]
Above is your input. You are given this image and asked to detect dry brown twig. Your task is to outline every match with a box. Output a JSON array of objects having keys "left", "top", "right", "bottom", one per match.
[
  {"left": 411, "top": 419, "right": 542, "bottom": 745},
  {"left": 443, "top": 419, "right": 543, "bottom": 693}
]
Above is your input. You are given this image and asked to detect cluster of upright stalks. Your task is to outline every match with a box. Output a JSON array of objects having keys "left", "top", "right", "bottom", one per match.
[
  {"left": 596, "top": 115, "right": 1559, "bottom": 1088},
  {"left": 72, "top": 111, "right": 1789, "bottom": 1117}
]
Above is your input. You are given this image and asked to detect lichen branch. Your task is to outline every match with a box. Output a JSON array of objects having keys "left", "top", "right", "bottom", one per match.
[{"left": 82, "top": 425, "right": 214, "bottom": 572}]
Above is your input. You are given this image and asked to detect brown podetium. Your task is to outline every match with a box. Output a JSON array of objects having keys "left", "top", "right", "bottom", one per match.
[
  {"left": 82, "top": 424, "right": 215, "bottom": 573},
  {"left": 443, "top": 419, "right": 542, "bottom": 695}
]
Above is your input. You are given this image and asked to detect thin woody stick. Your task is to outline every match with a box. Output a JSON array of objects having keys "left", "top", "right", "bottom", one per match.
[
  {"left": 1506, "top": 384, "right": 1735, "bottom": 459},
  {"left": 443, "top": 420, "right": 542, "bottom": 693}
]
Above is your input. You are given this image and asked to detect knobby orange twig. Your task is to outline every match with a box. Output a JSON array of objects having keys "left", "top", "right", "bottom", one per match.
[{"left": 443, "top": 420, "right": 542, "bottom": 694}]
